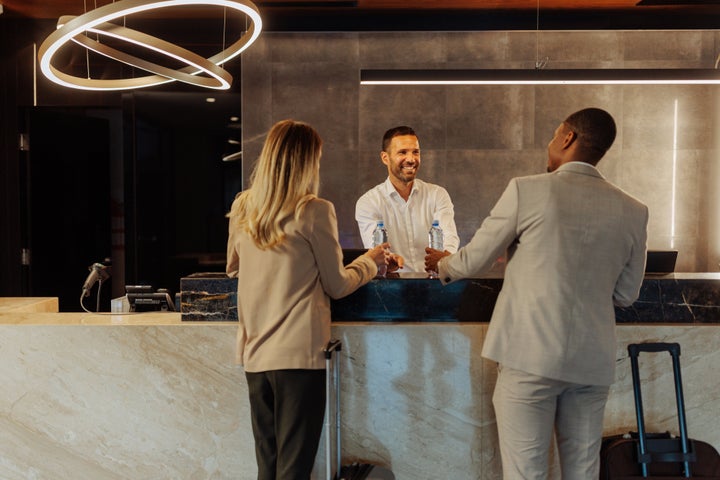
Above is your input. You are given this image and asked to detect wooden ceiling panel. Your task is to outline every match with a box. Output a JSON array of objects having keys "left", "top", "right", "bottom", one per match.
[
  {"left": 0, "top": 0, "right": 691, "bottom": 18},
  {"left": 1, "top": 0, "right": 718, "bottom": 29},
  {"left": 354, "top": 1, "right": 641, "bottom": 8}
]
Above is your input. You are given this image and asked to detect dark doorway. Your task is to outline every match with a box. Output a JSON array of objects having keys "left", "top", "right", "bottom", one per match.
[
  {"left": 123, "top": 92, "right": 243, "bottom": 295},
  {"left": 22, "top": 108, "right": 112, "bottom": 312}
]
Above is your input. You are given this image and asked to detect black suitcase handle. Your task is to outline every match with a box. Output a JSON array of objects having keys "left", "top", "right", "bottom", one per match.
[
  {"left": 627, "top": 342, "right": 693, "bottom": 478},
  {"left": 325, "top": 339, "right": 342, "bottom": 358},
  {"left": 628, "top": 342, "right": 680, "bottom": 356}
]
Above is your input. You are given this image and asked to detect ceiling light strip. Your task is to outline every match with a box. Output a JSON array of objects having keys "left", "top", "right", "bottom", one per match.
[
  {"left": 38, "top": 0, "right": 262, "bottom": 91},
  {"left": 360, "top": 69, "right": 720, "bottom": 85}
]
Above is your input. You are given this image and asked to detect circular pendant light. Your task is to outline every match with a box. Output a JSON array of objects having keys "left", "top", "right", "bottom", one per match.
[{"left": 38, "top": 0, "right": 262, "bottom": 91}]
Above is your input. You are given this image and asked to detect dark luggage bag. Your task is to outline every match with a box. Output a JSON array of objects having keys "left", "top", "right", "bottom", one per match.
[
  {"left": 324, "top": 340, "right": 395, "bottom": 480},
  {"left": 599, "top": 342, "right": 720, "bottom": 479}
]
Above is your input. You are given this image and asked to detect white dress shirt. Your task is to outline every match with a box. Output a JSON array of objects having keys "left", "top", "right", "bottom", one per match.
[{"left": 355, "top": 178, "right": 459, "bottom": 272}]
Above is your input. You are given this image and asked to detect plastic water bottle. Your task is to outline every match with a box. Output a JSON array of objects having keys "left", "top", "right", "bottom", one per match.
[
  {"left": 372, "top": 220, "right": 388, "bottom": 277},
  {"left": 428, "top": 220, "right": 443, "bottom": 278}
]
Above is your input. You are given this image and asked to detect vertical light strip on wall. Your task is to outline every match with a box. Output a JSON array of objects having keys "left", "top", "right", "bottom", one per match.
[
  {"left": 671, "top": 99, "right": 679, "bottom": 249},
  {"left": 33, "top": 43, "right": 37, "bottom": 106}
]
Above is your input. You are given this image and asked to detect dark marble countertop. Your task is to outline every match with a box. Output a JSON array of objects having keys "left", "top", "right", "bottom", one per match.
[
  {"left": 618, "top": 273, "right": 720, "bottom": 323},
  {"left": 179, "top": 273, "right": 720, "bottom": 323}
]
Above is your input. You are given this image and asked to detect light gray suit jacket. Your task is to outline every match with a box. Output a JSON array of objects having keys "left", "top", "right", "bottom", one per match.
[{"left": 439, "top": 162, "right": 648, "bottom": 386}]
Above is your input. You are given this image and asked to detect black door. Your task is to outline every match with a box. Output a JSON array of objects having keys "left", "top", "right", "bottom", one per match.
[{"left": 23, "top": 108, "right": 111, "bottom": 312}]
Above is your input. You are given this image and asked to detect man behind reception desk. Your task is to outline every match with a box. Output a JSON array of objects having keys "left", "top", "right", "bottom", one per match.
[
  {"left": 226, "top": 120, "right": 388, "bottom": 480},
  {"left": 355, "top": 125, "right": 459, "bottom": 272},
  {"left": 426, "top": 108, "right": 649, "bottom": 479}
]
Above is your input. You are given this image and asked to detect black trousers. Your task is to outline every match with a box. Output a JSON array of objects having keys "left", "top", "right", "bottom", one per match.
[{"left": 245, "top": 369, "right": 326, "bottom": 480}]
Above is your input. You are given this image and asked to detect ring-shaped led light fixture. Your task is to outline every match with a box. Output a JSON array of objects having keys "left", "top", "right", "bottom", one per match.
[
  {"left": 38, "top": 0, "right": 262, "bottom": 91},
  {"left": 65, "top": 19, "right": 233, "bottom": 89}
]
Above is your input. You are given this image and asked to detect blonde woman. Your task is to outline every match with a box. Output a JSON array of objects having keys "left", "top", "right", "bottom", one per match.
[{"left": 226, "top": 120, "right": 388, "bottom": 480}]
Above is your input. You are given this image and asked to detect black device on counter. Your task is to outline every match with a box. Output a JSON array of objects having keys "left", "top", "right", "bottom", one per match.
[
  {"left": 645, "top": 250, "right": 678, "bottom": 275},
  {"left": 126, "top": 285, "right": 175, "bottom": 312}
]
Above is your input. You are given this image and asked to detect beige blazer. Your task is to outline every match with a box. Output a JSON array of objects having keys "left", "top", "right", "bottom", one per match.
[
  {"left": 227, "top": 197, "right": 377, "bottom": 372},
  {"left": 439, "top": 162, "right": 648, "bottom": 386}
]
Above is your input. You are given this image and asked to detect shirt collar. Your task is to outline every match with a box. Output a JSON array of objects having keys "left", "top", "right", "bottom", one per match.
[
  {"left": 557, "top": 161, "right": 604, "bottom": 179},
  {"left": 383, "top": 177, "right": 421, "bottom": 198}
]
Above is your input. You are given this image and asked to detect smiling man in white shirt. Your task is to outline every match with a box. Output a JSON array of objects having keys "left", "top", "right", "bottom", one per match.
[{"left": 355, "top": 125, "right": 459, "bottom": 273}]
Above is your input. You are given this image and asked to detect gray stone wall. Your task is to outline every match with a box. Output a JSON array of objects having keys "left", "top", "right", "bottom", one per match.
[{"left": 241, "top": 30, "right": 720, "bottom": 272}]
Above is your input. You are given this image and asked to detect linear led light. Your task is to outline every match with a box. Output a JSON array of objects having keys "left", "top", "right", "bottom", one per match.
[
  {"left": 360, "top": 69, "right": 720, "bottom": 85},
  {"left": 38, "top": 0, "right": 262, "bottom": 91}
]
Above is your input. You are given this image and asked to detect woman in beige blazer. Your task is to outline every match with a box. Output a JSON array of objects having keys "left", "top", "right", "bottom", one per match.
[{"left": 226, "top": 120, "right": 387, "bottom": 480}]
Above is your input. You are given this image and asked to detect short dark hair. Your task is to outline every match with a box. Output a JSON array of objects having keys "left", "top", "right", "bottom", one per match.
[
  {"left": 382, "top": 126, "right": 417, "bottom": 152},
  {"left": 564, "top": 108, "right": 617, "bottom": 163}
]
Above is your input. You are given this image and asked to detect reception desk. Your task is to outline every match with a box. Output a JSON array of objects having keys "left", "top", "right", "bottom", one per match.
[
  {"left": 181, "top": 272, "right": 720, "bottom": 323},
  {"left": 2, "top": 278, "right": 720, "bottom": 479},
  {"left": 0, "top": 297, "right": 58, "bottom": 313}
]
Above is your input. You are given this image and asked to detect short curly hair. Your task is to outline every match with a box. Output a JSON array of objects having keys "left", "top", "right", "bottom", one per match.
[{"left": 564, "top": 108, "right": 616, "bottom": 163}]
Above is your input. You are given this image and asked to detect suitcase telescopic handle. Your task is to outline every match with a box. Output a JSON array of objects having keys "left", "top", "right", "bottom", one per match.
[
  {"left": 627, "top": 342, "right": 692, "bottom": 478},
  {"left": 324, "top": 340, "right": 342, "bottom": 480},
  {"left": 324, "top": 339, "right": 342, "bottom": 358},
  {"left": 628, "top": 342, "right": 681, "bottom": 357}
]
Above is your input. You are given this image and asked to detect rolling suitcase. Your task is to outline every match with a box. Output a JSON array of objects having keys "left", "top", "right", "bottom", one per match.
[
  {"left": 599, "top": 342, "right": 720, "bottom": 479},
  {"left": 324, "top": 340, "right": 395, "bottom": 480}
]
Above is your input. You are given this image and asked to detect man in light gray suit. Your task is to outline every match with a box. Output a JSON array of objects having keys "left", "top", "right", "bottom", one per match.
[{"left": 426, "top": 108, "right": 648, "bottom": 479}]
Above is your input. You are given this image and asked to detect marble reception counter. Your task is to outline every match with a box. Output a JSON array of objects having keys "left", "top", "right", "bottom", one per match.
[
  {"left": 1, "top": 311, "right": 719, "bottom": 480},
  {"left": 0, "top": 297, "right": 58, "bottom": 313},
  {"left": 180, "top": 272, "right": 720, "bottom": 323}
]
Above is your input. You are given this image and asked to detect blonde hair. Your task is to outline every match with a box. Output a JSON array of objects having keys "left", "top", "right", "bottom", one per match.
[{"left": 227, "top": 120, "right": 322, "bottom": 249}]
